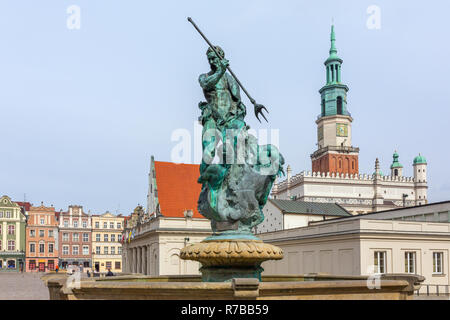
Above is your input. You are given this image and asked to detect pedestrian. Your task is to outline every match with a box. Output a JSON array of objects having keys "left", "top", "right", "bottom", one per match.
[
  {"left": 106, "top": 268, "right": 114, "bottom": 277},
  {"left": 55, "top": 264, "right": 59, "bottom": 273},
  {"left": 87, "top": 270, "right": 91, "bottom": 278}
]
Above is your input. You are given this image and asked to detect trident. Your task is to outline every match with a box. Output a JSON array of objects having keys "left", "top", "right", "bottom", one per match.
[{"left": 187, "top": 17, "right": 269, "bottom": 123}]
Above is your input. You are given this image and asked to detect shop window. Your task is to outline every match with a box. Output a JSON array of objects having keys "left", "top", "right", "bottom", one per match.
[{"left": 7, "top": 260, "right": 15, "bottom": 269}]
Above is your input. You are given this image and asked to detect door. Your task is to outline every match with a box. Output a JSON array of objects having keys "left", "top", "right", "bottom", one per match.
[
  {"left": 38, "top": 262, "right": 45, "bottom": 272},
  {"left": 95, "top": 262, "right": 99, "bottom": 272}
]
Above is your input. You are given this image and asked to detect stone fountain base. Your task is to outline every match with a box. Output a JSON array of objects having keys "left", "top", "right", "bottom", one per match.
[
  {"left": 41, "top": 273, "right": 424, "bottom": 300},
  {"left": 180, "top": 239, "right": 283, "bottom": 282}
]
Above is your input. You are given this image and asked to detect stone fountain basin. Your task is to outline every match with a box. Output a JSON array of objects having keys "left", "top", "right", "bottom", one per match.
[{"left": 41, "top": 273, "right": 424, "bottom": 300}]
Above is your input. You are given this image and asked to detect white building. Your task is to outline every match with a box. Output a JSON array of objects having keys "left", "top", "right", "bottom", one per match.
[
  {"left": 123, "top": 157, "right": 211, "bottom": 276},
  {"left": 273, "top": 154, "right": 428, "bottom": 215},
  {"left": 271, "top": 26, "right": 428, "bottom": 214},
  {"left": 260, "top": 201, "right": 450, "bottom": 293},
  {"left": 256, "top": 199, "right": 351, "bottom": 233}
]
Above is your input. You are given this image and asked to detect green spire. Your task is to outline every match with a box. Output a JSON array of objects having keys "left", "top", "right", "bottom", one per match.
[
  {"left": 390, "top": 150, "right": 403, "bottom": 169},
  {"left": 326, "top": 24, "right": 341, "bottom": 63},
  {"left": 330, "top": 25, "right": 337, "bottom": 56}
]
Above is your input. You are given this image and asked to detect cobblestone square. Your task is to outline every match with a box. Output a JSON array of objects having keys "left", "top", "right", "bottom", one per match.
[{"left": 0, "top": 273, "right": 49, "bottom": 300}]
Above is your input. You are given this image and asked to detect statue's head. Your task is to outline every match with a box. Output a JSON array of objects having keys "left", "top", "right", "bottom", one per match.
[{"left": 206, "top": 46, "right": 225, "bottom": 70}]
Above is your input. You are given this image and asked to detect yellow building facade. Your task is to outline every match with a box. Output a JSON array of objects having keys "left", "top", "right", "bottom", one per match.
[{"left": 91, "top": 212, "right": 124, "bottom": 273}]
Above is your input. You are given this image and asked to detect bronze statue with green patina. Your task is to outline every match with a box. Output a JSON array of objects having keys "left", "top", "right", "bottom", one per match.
[
  {"left": 190, "top": 18, "right": 284, "bottom": 238},
  {"left": 181, "top": 18, "right": 284, "bottom": 282}
]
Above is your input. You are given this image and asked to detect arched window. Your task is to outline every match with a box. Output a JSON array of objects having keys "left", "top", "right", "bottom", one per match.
[
  {"left": 337, "top": 96, "right": 343, "bottom": 115},
  {"left": 339, "top": 159, "right": 342, "bottom": 169},
  {"left": 394, "top": 169, "right": 398, "bottom": 176}
]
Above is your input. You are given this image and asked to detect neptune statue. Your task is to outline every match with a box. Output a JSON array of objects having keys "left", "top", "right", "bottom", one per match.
[
  {"left": 181, "top": 18, "right": 284, "bottom": 282},
  {"left": 197, "top": 45, "right": 284, "bottom": 238}
]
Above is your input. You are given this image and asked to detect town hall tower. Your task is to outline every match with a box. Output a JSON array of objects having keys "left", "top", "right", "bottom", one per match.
[{"left": 311, "top": 25, "right": 359, "bottom": 175}]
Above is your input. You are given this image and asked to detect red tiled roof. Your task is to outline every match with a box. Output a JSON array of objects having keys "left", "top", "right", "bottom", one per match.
[
  {"left": 15, "top": 201, "right": 32, "bottom": 211},
  {"left": 154, "top": 161, "right": 203, "bottom": 218}
]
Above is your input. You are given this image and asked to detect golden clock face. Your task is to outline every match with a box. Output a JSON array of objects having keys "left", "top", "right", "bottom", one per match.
[{"left": 336, "top": 123, "right": 348, "bottom": 137}]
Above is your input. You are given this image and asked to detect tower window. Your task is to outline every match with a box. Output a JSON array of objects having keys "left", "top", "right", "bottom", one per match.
[
  {"left": 394, "top": 169, "right": 398, "bottom": 176},
  {"left": 337, "top": 96, "right": 343, "bottom": 115},
  {"left": 321, "top": 99, "right": 325, "bottom": 116}
]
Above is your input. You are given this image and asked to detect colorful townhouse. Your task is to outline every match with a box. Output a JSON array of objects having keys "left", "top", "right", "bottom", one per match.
[
  {"left": 91, "top": 212, "right": 124, "bottom": 273},
  {"left": 58, "top": 205, "right": 92, "bottom": 270},
  {"left": 0, "top": 195, "right": 27, "bottom": 272},
  {"left": 25, "top": 203, "right": 59, "bottom": 272}
]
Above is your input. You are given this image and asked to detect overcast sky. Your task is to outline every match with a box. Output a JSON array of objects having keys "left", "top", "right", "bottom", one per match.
[{"left": 1, "top": 0, "right": 449, "bottom": 214}]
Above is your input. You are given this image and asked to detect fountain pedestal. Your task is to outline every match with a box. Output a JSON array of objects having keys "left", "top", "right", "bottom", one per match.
[{"left": 180, "top": 238, "right": 283, "bottom": 282}]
